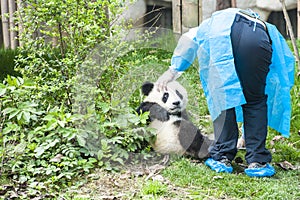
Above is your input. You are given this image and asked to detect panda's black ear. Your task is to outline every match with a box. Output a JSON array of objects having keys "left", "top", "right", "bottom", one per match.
[{"left": 142, "top": 81, "right": 154, "bottom": 96}]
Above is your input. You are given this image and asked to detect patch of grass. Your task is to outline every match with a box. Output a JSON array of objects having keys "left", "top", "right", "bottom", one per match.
[
  {"left": 141, "top": 180, "right": 168, "bottom": 196},
  {"left": 268, "top": 132, "right": 300, "bottom": 164},
  {"left": 162, "top": 157, "right": 300, "bottom": 199},
  {"left": 290, "top": 75, "right": 300, "bottom": 136}
]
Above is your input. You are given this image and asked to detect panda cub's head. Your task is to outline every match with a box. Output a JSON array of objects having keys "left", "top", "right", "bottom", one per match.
[{"left": 142, "top": 81, "right": 188, "bottom": 114}]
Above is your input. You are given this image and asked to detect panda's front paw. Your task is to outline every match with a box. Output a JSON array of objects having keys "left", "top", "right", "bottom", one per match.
[
  {"left": 151, "top": 110, "right": 169, "bottom": 121},
  {"left": 149, "top": 105, "right": 169, "bottom": 121}
]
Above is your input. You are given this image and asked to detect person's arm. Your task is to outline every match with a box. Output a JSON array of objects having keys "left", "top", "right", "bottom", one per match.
[{"left": 156, "top": 27, "right": 200, "bottom": 90}]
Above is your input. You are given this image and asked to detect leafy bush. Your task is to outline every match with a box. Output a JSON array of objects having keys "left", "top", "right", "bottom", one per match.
[
  {"left": 15, "top": 0, "right": 123, "bottom": 107},
  {"left": 0, "top": 0, "right": 158, "bottom": 198}
]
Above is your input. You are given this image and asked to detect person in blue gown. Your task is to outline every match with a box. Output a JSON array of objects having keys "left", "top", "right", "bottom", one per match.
[{"left": 156, "top": 8, "right": 295, "bottom": 177}]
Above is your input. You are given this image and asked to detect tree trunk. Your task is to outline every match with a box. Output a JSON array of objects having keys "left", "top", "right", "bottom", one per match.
[
  {"left": 231, "top": 0, "right": 237, "bottom": 8},
  {"left": 9, "top": 0, "right": 17, "bottom": 49},
  {"left": 298, "top": 0, "right": 300, "bottom": 39},
  {"left": 1, "top": 0, "right": 10, "bottom": 48},
  {"left": 17, "top": 0, "right": 23, "bottom": 47},
  {"left": 199, "top": 0, "right": 203, "bottom": 23},
  {"left": 172, "top": 0, "right": 181, "bottom": 34},
  {"left": 182, "top": 0, "right": 199, "bottom": 33}
]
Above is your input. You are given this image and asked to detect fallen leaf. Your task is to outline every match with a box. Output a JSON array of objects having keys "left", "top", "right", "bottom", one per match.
[
  {"left": 152, "top": 174, "right": 164, "bottom": 182},
  {"left": 213, "top": 176, "right": 223, "bottom": 179},
  {"left": 132, "top": 170, "right": 145, "bottom": 177},
  {"left": 271, "top": 148, "right": 276, "bottom": 153},
  {"left": 276, "top": 161, "right": 296, "bottom": 170},
  {"left": 270, "top": 135, "right": 285, "bottom": 146},
  {"left": 119, "top": 171, "right": 131, "bottom": 180}
]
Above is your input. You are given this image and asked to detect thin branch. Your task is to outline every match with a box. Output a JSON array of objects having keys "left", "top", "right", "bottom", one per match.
[
  {"left": 58, "top": 23, "right": 65, "bottom": 58},
  {"left": 280, "top": 0, "right": 300, "bottom": 73}
]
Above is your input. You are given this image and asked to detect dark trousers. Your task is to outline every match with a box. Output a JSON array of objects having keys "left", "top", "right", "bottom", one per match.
[{"left": 210, "top": 14, "right": 273, "bottom": 164}]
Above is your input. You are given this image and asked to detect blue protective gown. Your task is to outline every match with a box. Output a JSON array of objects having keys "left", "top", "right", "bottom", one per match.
[{"left": 170, "top": 8, "right": 295, "bottom": 137}]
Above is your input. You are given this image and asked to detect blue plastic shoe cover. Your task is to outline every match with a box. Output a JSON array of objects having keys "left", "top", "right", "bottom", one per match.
[
  {"left": 204, "top": 158, "right": 233, "bottom": 173},
  {"left": 244, "top": 163, "right": 275, "bottom": 177}
]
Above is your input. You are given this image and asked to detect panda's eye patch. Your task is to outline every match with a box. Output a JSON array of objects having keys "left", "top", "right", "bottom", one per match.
[
  {"left": 162, "top": 92, "right": 169, "bottom": 103},
  {"left": 176, "top": 90, "right": 183, "bottom": 100}
]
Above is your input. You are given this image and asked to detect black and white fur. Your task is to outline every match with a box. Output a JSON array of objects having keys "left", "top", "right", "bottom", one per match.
[{"left": 136, "top": 81, "right": 213, "bottom": 159}]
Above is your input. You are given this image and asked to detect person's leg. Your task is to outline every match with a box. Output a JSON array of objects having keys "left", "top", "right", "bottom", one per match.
[
  {"left": 205, "top": 108, "right": 238, "bottom": 173},
  {"left": 230, "top": 14, "right": 274, "bottom": 176},
  {"left": 205, "top": 15, "right": 245, "bottom": 173},
  {"left": 242, "top": 99, "right": 272, "bottom": 164},
  {"left": 209, "top": 108, "right": 239, "bottom": 161}
]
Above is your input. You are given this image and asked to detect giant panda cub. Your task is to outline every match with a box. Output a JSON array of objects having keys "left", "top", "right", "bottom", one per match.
[{"left": 136, "top": 81, "right": 213, "bottom": 159}]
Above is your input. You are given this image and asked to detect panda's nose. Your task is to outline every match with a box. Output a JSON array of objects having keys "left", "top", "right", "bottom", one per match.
[{"left": 173, "top": 101, "right": 180, "bottom": 106}]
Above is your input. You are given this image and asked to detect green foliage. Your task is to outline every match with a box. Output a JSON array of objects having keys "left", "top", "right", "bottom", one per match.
[
  {"left": 0, "top": 48, "right": 20, "bottom": 82},
  {"left": 0, "top": 76, "right": 89, "bottom": 197},
  {"left": 15, "top": 0, "right": 128, "bottom": 107},
  {"left": 0, "top": 71, "right": 153, "bottom": 198},
  {"left": 0, "top": 0, "right": 156, "bottom": 198}
]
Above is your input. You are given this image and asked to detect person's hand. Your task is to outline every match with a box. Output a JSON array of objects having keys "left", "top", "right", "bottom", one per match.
[{"left": 156, "top": 68, "right": 179, "bottom": 91}]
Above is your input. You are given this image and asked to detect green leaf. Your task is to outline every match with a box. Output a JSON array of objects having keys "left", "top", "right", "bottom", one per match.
[
  {"left": 45, "top": 119, "right": 58, "bottom": 131},
  {"left": 20, "top": 102, "right": 38, "bottom": 109},
  {"left": 27, "top": 142, "right": 37, "bottom": 151},
  {"left": 19, "top": 175, "right": 27, "bottom": 184},
  {"left": 2, "top": 122, "right": 20, "bottom": 134},
  {"left": 17, "top": 111, "right": 23, "bottom": 121},
  {"left": 127, "top": 113, "right": 140, "bottom": 125},
  {"left": 47, "top": 139, "right": 60, "bottom": 148},
  {"left": 9, "top": 109, "right": 20, "bottom": 120},
  {"left": 76, "top": 135, "right": 86, "bottom": 147},
  {"left": 113, "top": 157, "right": 124, "bottom": 165},
  {"left": 97, "top": 150, "right": 103, "bottom": 160},
  {"left": 34, "top": 146, "right": 45, "bottom": 158},
  {"left": 140, "top": 112, "right": 150, "bottom": 124},
  {"left": 99, "top": 102, "right": 110, "bottom": 113},
  {"left": 57, "top": 120, "right": 65, "bottom": 128},
  {"left": 2, "top": 107, "right": 17, "bottom": 115},
  {"left": 110, "top": 136, "right": 124, "bottom": 144},
  {"left": 22, "top": 111, "right": 31, "bottom": 123},
  {"left": 0, "top": 85, "right": 6, "bottom": 96},
  {"left": 14, "top": 142, "right": 27, "bottom": 154},
  {"left": 43, "top": 114, "right": 55, "bottom": 121}
]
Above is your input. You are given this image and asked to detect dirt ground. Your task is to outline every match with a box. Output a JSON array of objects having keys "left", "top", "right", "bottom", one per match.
[{"left": 68, "top": 155, "right": 194, "bottom": 200}]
